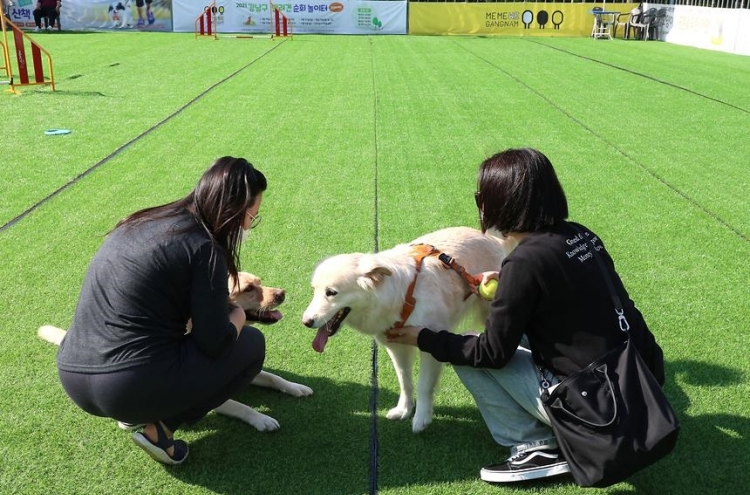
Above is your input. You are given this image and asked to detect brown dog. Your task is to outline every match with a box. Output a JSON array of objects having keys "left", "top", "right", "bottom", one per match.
[
  {"left": 38, "top": 272, "right": 312, "bottom": 432},
  {"left": 229, "top": 272, "right": 286, "bottom": 324}
]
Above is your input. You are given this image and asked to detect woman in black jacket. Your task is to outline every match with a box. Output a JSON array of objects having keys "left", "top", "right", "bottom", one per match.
[
  {"left": 57, "top": 156, "right": 267, "bottom": 465},
  {"left": 387, "top": 148, "right": 664, "bottom": 483}
]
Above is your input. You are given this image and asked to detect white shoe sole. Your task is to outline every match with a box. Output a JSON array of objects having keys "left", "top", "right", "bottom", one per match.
[{"left": 480, "top": 462, "right": 570, "bottom": 483}]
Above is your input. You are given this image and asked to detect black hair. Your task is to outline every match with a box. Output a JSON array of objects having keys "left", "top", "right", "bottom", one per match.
[
  {"left": 116, "top": 156, "right": 267, "bottom": 281},
  {"left": 475, "top": 148, "right": 568, "bottom": 234}
]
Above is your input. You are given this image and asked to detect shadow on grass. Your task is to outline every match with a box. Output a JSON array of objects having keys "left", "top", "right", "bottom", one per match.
[
  {"left": 32, "top": 30, "right": 102, "bottom": 35},
  {"left": 610, "top": 359, "right": 748, "bottom": 494},
  {"left": 156, "top": 359, "right": 747, "bottom": 494},
  {"left": 378, "top": 359, "right": 748, "bottom": 494},
  {"left": 33, "top": 91, "right": 109, "bottom": 97},
  {"left": 165, "top": 369, "right": 376, "bottom": 495},
  {"left": 161, "top": 367, "right": 511, "bottom": 494}
]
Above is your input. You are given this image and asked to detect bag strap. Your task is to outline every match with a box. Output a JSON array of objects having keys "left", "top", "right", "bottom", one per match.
[
  {"left": 571, "top": 224, "right": 630, "bottom": 334},
  {"left": 549, "top": 362, "right": 619, "bottom": 428},
  {"left": 536, "top": 224, "right": 630, "bottom": 390}
]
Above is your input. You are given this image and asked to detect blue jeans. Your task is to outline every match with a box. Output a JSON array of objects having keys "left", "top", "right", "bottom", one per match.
[{"left": 454, "top": 345, "right": 559, "bottom": 456}]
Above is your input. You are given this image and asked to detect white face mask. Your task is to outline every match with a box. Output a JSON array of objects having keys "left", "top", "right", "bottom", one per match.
[{"left": 240, "top": 227, "right": 249, "bottom": 243}]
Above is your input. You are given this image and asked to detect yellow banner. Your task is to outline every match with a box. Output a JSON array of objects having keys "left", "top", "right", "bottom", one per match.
[{"left": 409, "top": 3, "right": 639, "bottom": 37}]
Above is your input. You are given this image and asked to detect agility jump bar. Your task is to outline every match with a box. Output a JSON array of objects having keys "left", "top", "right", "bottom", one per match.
[
  {"left": 0, "top": 15, "right": 55, "bottom": 93},
  {"left": 194, "top": 2, "right": 291, "bottom": 41},
  {"left": 195, "top": 1, "right": 218, "bottom": 40},
  {"left": 270, "top": 2, "right": 293, "bottom": 39}
]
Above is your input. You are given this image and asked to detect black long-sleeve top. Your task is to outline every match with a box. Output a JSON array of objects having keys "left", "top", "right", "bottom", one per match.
[
  {"left": 417, "top": 221, "right": 665, "bottom": 383},
  {"left": 57, "top": 212, "right": 237, "bottom": 373}
]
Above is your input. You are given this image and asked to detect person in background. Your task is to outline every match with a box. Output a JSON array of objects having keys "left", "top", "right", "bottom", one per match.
[
  {"left": 56, "top": 157, "right": 268, "bottom": 465},
  {"left": 386, "top": 148, "right": 664, "bottom": 484},
  {"left": 33, "top": 0, "right": 59, "bottom": 31},
  {"left": 135, "top": 0, "right": 154, "bottom": 28},
  {"left": 2, "top": 0, "right": 13, "bottom": 24}
]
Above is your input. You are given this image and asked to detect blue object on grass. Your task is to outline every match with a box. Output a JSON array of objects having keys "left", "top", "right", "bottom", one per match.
[{"left": 45, "top": 129, "right": 71, "bottom": 135}]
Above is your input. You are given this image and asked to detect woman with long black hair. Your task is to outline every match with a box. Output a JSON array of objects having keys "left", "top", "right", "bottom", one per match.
[{"left": 57, "top": 156, "right": 267, "bottom": 465}]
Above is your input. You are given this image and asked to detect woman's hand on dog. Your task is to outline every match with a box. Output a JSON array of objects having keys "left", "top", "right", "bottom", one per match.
[
  {"left": 229, "top": 303, "right": 247, "bottom": 336},
  {"left": 385, "top": 326, "right": 422, "bottom": 346},
  {"left": 468, "top": 270, "right": 500, "bottom": 296}
]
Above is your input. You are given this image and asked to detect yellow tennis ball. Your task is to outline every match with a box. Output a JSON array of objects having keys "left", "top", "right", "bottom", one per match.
[{"left": 478, "top": 279, "right": 498, "bottom": 300}]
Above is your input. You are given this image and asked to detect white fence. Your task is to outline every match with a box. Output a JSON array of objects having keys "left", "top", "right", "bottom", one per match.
[
  {"left": 4, "top": 0, "right": 750, "bottom": 55},
  {"left": 644, "top": 3, "right": 750, "bottom": 55}
]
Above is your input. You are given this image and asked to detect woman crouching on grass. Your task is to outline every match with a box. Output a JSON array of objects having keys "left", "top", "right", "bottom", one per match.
[
  {"left": 56, "top": 156, "right": 267, "bottom": 465},
  {"left": 387, "top": 148, "right": 665, "bottom": 483}
]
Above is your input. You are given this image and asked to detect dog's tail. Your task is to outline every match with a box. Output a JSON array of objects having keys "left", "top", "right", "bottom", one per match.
[{"left": 37, "top": 325, "right": 67, "bottom": 346}]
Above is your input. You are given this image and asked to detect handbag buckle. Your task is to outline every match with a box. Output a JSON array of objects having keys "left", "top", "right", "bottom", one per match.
[
  {"left": 616, "top": 309, "right": 630, "bottom": 332},
  {"left": 537, "top": 365, "right": 551, "bottom": 389}
]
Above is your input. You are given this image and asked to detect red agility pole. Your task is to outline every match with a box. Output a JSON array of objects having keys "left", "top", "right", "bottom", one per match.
[
  {"left": 270, "top": 2, "right": 292, "bottom": 40},
  {"left": 195, "top": 1, "right": 218, "bottom": 40},
  {"left": 1, "top": 15, "right": 55, "bottom": 93}
]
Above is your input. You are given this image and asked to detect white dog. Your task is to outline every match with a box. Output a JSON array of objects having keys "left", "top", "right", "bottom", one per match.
[
  {"left": 37, "top": 272, "right": 312, "bottom": 432},
  {"left": 108, "top": 1, "right": 133, "bottom": 28},
  {"left": 302, "top": 227, "right": 507, "bottom": 432}
]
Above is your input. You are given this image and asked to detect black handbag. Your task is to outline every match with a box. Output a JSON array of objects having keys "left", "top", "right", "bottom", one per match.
[{"left": 539, "top": 227, "right": 680, "bottom": 488}]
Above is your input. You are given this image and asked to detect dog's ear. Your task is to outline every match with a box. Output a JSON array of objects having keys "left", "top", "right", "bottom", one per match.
[
  {"left": 355, "top": 255, "right": 393, "bottom": 290},
  {"left": 357, "top": 266, "right": 393, "bottom": 290},
  {"left": 367, "top": 266, "right": 393, "bottom": 284}
]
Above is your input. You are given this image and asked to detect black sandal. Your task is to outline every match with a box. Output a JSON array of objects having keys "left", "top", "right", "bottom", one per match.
[
  {"left": 117, "top": 421, "right": 146, "bottom": 431},
  {"left": 132, "top": 421, "right": 189, "bottom": 465}
]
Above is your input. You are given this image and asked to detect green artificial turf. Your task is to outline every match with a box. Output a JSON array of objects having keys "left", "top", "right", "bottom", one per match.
[{"left": 1, "top": 33, "right": 748, "bottom": 495}]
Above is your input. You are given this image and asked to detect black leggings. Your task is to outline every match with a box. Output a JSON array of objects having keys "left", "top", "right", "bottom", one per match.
[
  {"left": 33, "top": 6, "right": 58, "bottom": 28},
  {"left": 58, "top": 326, "right": 265, "bottom": 433}
]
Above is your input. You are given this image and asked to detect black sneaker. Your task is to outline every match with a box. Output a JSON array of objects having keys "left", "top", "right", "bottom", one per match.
[{"left": 480, "top": 448, "right": 570, "bottom": 483}]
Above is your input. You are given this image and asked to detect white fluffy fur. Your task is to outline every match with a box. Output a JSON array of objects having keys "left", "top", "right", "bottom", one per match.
[
  {"left": 302, "top": 227, "right": 508, "bottom": 432},
  {"left": 108, "top": 1, "right": 133, "bottom": 29}
]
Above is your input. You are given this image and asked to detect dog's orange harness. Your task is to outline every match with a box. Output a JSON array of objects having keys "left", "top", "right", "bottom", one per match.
[{"left": 393, "top": 244, "right": 483, "bottom": 329}]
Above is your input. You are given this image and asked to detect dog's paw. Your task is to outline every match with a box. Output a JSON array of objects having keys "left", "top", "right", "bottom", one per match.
[
  {"left": 411, "top": 413, "right": 433, "bottom": 433},
  {"left": 386, "top": 405, "right": 413, "bottom": 421},
  {"left": 249, "top": 413, "right": 280, "bottom": 432},
  {"left": 282, "top": 382, "right": 313, "bottom": 397}
]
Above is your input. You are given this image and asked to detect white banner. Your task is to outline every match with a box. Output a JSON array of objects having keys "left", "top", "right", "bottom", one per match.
[
  {"left": 7, "top": 0, "right": 173, "bottom": 31},
  {"left": 173, "top": 0, "right": 406, "bottom": 35},
  {"left": 646, "top": 4, "right": 750, "bottom": 57}
]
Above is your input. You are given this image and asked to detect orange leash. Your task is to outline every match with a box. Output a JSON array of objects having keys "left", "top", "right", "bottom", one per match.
[{"left": 436, "top": 252, "right": 483, "bottom": 290}]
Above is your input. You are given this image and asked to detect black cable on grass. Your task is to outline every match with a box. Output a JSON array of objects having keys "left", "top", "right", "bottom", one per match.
[
  {"left": 527, "top": 39, "right": 750, "bottom": 115},
  {"left": 368, "top": 36, "right": 380, "bottom": 495},
  {"left": 369, "top": 339, "right": 380, "bottom": 495},
  {"left": 0, "top": 41, "right": 288, "bottom": 235},
  {"left": 453, "top": 41, "right": 749, "bottom": 244}
]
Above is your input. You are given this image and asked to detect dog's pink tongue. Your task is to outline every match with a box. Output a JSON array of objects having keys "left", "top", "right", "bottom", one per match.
[{"left": 312, "top": 328, "right": 329, "bottom": 353}]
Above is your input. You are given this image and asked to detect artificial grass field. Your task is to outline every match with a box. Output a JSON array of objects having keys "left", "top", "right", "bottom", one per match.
[{"left": 1, "top": 32, "right": 748, "bottom": 495}]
